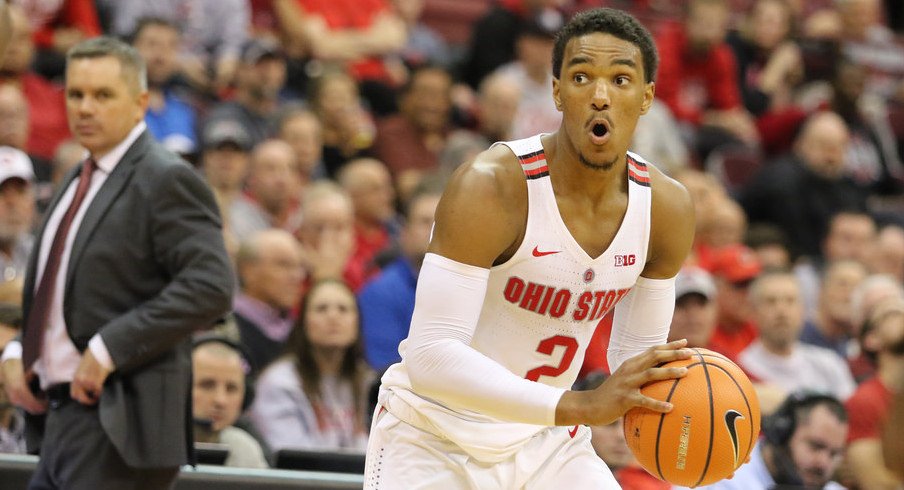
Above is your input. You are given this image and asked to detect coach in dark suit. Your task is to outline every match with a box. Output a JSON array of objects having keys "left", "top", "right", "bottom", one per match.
[{"left": 0, "top": 37, "right": 234, "bottom": 489}]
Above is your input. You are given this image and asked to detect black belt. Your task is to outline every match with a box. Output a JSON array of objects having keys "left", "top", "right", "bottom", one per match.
[{"left": 44, "top": 383, "right": 72, "bottom": 409}]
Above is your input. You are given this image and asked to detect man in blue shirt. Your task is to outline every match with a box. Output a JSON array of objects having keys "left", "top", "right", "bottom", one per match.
[
  {"left": 132, "top": 18, "right": 199, "bottom": 157},
  {"left": 358, "top": 178, "right": 443, "bottom": 371}
]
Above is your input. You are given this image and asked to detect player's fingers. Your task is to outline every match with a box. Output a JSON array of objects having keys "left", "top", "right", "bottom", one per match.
[
  {"left": 634, "top": 393, "right": 673, "bottom": 414},
  {"left": 645, "top": 347, "right": 694, "bottom": 367},
  {"left": 651, "top": 339, "right": 688, "bottom": 351},
  {"left": 641, "top": 366, "right": 689, "bottom": 384}
]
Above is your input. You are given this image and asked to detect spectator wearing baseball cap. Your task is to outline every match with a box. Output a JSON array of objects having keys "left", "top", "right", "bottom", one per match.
[
  {"left": 706, "top": 244, "right": 763, "bottom": 361},
  {"left": 203, "top": 37, "right": 289, "bottom": 152},
  {"left": 668, "top": 266, "right": 719, "bottom": 351},
  {"left": 0, "top": 146, "right": 36, "bottom": 285},
  {"left": 199, "top": 120, "right": 253, "bottom": 261}
]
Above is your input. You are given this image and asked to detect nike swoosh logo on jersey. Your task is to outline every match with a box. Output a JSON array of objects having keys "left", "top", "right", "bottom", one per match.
[
  {"left": 532, "top": 246, "right": 561, "bottom": 257},
  {"left": 568, "top": 425, "right": 579, "bottom": 438}
]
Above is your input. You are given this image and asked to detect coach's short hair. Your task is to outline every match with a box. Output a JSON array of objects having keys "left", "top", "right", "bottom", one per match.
[
  {"left": 552, "top": 8, "right": 658, "bottom": 83},
  {"left": 67, "top": 36, "right": 148, "bottom": 94}
]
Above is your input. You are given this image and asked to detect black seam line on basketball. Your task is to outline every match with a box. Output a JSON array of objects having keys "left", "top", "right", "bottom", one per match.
[
  {"left": 694, "top": 350, "right": 716, "bottom": 488},
  {"left": 705, "top": 363, "right": 757, "bottom": 463},
  {"left": 654, "top": 376, "right": 683, "bottom": 481}
]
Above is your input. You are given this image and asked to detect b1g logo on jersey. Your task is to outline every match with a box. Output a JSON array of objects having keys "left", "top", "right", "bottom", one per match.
[{"left": 614, "top": 254, "right": 636, "bottom": 267}]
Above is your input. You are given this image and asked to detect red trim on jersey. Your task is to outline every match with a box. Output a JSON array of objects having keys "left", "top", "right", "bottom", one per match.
[
  {"left": 627, "top": 157, "right": 650, "bottom": 184},
  {"left": 520, "top": 151, "right": 545, "bottom": 165},
  {"left": 524, "top": 165, "right": 550, "bottom": 177}
]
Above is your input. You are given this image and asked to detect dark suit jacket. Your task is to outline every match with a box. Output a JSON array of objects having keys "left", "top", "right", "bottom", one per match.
[{"left": 22, "top": 131, "right": 235, "bottom": 468}]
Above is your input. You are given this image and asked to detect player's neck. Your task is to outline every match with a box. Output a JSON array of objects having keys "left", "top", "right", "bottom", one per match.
[{"left": 544, "top": 132, "right": 626, "bottom": 196}]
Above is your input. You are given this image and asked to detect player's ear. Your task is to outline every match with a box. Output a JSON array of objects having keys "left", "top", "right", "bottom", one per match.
[
  {"left": 640, "top": 82, "right": 654, "bottom": 115},
  {"left": 553, "top": 78, "right": 562, "bottom": 112}
]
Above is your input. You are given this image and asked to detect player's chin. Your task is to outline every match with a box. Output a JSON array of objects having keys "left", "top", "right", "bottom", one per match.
[{"left": 578, "top": 152, "right": 616, "bottom": 171}]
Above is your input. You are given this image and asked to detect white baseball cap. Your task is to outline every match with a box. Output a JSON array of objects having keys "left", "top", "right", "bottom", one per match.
[
  {"left": 675, "top": 266, "right": 716, "bottom": 301},
  {"left": 0, "top": 146, "right": 35, "bottom": 185}
]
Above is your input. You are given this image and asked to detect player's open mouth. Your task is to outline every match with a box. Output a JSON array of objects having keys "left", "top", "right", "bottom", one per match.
[{"left": 589, "top": 121, "right": 610, "bottom": 145}]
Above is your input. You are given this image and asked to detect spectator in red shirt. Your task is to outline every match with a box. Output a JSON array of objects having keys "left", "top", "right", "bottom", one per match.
[
  {"left": 655, "top": 0, "right": 759, "bottom": 161},
  {"left": 275, "top": 0, "right": 406, "bottom": 115},
  {"left": 372, "top": 64, "right": 453, "bottom": 199},
  {"left": 845, "top": 298, "right": 904, "bottom": 489},
  {"left": 0, "top": 5, "right": 70, "bottom": 161},
  {"left": 16, "top": 0, "right": 101, "bottom": 80},
  {"left": 706, "top": 244, "right": 762, "bottom": 362},
  {"left": 337, "top": 157, "right": 400, "bottom": 285}
]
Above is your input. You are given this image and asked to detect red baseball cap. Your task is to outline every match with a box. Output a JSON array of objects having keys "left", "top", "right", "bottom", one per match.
[{"left": 710, "top": 244, "right": 762, "bottom": 284}]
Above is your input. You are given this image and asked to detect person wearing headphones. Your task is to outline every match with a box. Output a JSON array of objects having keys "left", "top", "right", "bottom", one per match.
[
  {"left": 676, "top": 391, "right": 848, "bottom": 490},
  {"left": 191, "top": 335, "right": 268, "bottom": 469}
]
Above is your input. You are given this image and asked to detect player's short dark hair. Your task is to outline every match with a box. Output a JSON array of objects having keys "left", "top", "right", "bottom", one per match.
[{"left": 552, "top": 8, "right": 658, "bottom": 83}]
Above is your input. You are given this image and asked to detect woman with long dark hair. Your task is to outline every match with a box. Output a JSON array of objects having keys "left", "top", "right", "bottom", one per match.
[{"left": 249, "top": 279, "right": 373, "bottom": 451}]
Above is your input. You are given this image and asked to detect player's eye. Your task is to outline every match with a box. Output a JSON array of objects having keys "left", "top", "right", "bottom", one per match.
[{"left": 573, "top": 74, "right": 588, "bottom": 84}]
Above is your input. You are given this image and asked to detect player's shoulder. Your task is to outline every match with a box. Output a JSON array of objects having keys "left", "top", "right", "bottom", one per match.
[
  {"left": 633, "top": 152, "right": 692, "bottom": 216},
  {"left": 445, "top": 142, "right": 526, "bottom": 205}
]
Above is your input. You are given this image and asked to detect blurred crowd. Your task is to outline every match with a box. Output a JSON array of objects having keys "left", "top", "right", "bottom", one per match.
[{"left": 0, "top": 0, "right": 902, "bottom": 488}]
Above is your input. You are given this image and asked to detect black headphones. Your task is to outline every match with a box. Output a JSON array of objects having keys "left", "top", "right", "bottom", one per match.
[
  {"left": 192, "top": 334, "right": 255, "bottom": 412},
  {"left": 762, "top": 390, "right": 845, "bottom": 447}
]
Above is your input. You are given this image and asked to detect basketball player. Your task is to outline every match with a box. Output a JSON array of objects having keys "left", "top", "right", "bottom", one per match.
[{"left": 364, "top": 8, "right": 696, "bottom": 489}]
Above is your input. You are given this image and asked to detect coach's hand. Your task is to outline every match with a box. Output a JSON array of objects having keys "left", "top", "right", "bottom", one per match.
[
  {"left": 555, "top": 339, "right": 693, "bottom": 426},
  {"left": 71, "top": 350, "right": 110, "bottom": 405},
  {"left": 1, "top": 358, "right": 47, "bottom": 414}
]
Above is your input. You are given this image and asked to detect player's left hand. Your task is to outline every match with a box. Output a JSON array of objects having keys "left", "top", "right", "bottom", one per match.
[{"left": 71, "top": 350, "right": 111, "bottom": 405}]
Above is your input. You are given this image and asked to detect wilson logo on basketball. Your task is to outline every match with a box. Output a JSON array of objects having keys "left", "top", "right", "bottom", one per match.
[{"left": 614, "top": 254, "right": 636, "bottom": 267}]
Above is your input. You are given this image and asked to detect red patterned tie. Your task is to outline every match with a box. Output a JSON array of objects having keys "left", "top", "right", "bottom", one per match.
[{"left": 22, "top": 159, "right": 96, "bottom": 371}]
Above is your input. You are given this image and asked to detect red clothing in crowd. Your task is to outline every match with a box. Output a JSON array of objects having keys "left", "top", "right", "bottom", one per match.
[
  {"left": 345, "top": 223, "right": 390, "bottom": 291},
  {"left": 617, "top": 465, "right": 672, "bottom": 490},
  {"left": 373, "top": 115, "right": 442, "bottom": 176},
  {"left": 707, "top": 321, "right": 758, "bottom": 363},
  {"left": 295, "top": 0, "right": 393, "bottom": 83},
  {"left": 845, "top": 376, "right": 893, "bottom": 442},
  {"left": 654, "top": 21, "right": 742, "bottom": 126},
  {"left": 20, "top": 0, "right": 102, "bottom": 49},
  {"left": 3, "top": 74, "right": 71, "bottom": 160}
]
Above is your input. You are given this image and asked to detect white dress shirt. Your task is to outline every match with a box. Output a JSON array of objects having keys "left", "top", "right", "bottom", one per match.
[{"left": 1, "top": 122, "right": 147, "bottom": 388}]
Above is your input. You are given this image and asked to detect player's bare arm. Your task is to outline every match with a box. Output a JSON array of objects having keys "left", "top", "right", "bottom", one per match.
[
  {"left": 643, "top": 165, "right": 696, "bottom": 279},
  {"left": 556, "top": 168, "right": 696, "bottom": 427},
  {"left": 403, "top": 145, "right": 570, "bottom": 425},
  {"left": 428, "top": 144, "right": 527, "bottom": 267}
]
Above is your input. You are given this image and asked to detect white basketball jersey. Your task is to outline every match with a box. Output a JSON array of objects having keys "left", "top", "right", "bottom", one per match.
[{"left": 380, "top": 134, "right": 653, "bottom": 462}]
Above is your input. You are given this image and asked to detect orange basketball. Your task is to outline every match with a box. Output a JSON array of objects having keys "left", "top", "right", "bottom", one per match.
[{"left": 623, "top": 348, "right": 761, "bottom": 487}]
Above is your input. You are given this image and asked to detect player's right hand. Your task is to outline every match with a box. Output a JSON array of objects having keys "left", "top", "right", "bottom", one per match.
[
  {"left": 1, "top": 358, "right": 47, "bottom": 414},
  {"left": 555, "top": 339, "right": 693, "bottom": 426}
]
